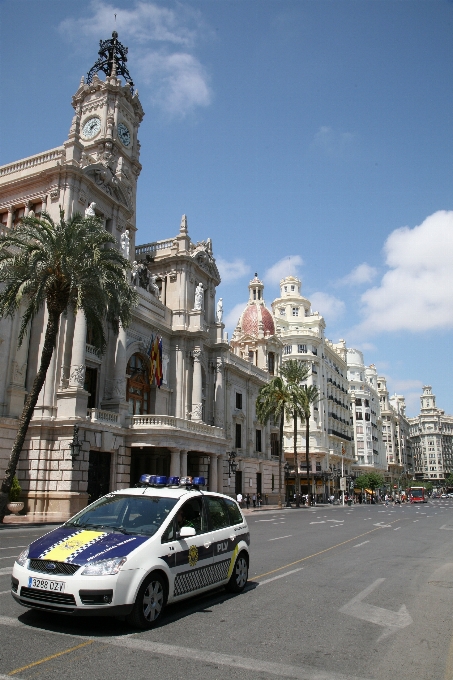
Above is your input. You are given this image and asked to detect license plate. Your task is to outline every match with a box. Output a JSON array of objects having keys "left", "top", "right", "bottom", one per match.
[{"left": 28, "top": 577, "right": 65, "bottom": 592}]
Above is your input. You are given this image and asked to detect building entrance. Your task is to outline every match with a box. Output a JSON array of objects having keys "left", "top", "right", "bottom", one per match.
[
  {"left": 87, "top": 451, "right": 111, "bottom": 503},
  {"left": 130, "top": 447, "right": 170, "bottom": 486}
]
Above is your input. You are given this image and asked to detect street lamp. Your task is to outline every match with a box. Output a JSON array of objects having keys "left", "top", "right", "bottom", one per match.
[
  {"left": 284, "top": 462, "right": 291, "bottom": 507},
  {"left": 227, "top": 451, "right": 238, "bottom": 478},
  {"left": 69, "top": 424, "right": 82, "bottom": 462}
]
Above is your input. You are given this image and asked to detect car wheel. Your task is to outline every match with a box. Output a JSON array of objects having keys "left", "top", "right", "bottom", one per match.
[
  {"left": 226, "top": 552, "right": 248, "bottom": 593},
  {"left": 126, "top": 572, "right": 167, "bottom": 629}
]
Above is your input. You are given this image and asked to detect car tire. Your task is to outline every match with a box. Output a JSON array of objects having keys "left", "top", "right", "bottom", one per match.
[
  {"left": 126, "top": 572, "right": 167, "bottom": 629},
  {"left": 226, "top": 552, "right": 248, "bottom": 593}
]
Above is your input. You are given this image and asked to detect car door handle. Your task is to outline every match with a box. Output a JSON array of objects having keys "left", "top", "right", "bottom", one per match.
[{"left": 204, "top": 541, "right": 211, "bottom": 548}]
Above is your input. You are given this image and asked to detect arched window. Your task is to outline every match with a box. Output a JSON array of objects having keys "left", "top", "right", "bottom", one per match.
[{"left": 127, "top": 353, "right": 150, "bottom": 415}]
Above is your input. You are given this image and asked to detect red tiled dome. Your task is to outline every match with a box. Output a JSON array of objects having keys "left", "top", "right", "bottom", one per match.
[{"left": 240, "top": 303, "right": 275, "bottom": 336}]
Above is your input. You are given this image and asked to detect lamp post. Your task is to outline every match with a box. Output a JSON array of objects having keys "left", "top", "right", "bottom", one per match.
[
  {"left": 227, "top": 451, "right": 238, "bottom": 478},
  {"left": 69, "top": 424, "right": 82, "bottom": 463},
  {"left": 284, "top": 462, "right": 291, "bottom": 507}
]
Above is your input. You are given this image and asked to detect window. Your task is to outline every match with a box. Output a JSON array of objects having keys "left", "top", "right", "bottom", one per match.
[
  {"left": 235, "top": 423, "right": 242, "bottom": 449},
  {"left": 272, "top": 474, "right": 275, "bottom": 491},
  {"left": 205, "top": 496, "right": 230, "bottom": 530},
  {"left": 356, "top": 426, "right": 363, "bottom": 434},
  {"left": 284, "top": 345, "right": 292, "bottom": 355},
  {"left": 268, "top": 352, "right": 275, "bottom": 376},
  {"left": 223, "top": 497, "right": 243, "bottom": 525},
  {"left": 292, "top": 307, "right": 299, "bottom": 317},
  {"left": 355, "top": 398, "right": 362, "bottom": 406},
  {"left": 162, "top": 497, "right": 206, "bottom": 542},
  {"left": 127, "top": 353, "right": 150, "bottom": 415},
  {"left": 316, "top": 462, "right": 321, "bottom": 472},
  {"left": 236, "top": 392, "right": 243, "bottom": 409},
  {"left": 298, "top": 344, "right": 307, "bottom": 354},
  {"left": 270, "top": 433, "right": 279, "bottom": 457},
  {"left": 256, "top": 429, "right": 262, "bottom": 452},
  {"left": 356, "top": 412, "right": 363, "bottom": 420},
  {"left": 279, "top": 308, "right": 286, "bottom": 316},
  {"left": 291, "top": 285, "right": 295, "bottom": 291}
]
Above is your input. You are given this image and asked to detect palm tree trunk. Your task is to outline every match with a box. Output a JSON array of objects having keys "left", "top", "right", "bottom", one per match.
[
  {"left": 294, "top": 412, "right": 300, "bottom": 506},
  {"left": 0, "top": 309, "right": 60, "bottom": 522},
  {"left": 278, "top": 413, "right": 283, "bottom": 508},
  {"left": 305, "top": 411, "right": 311, "bottom": 506}
]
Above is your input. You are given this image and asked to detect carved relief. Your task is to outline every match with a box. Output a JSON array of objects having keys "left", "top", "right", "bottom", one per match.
[
  {"left": 11, "top": 361, "right": 27, "bottom": 386},
  {"left": 69, "top": 365, "right": 86, "bottom": 388},
  {"left": 49, "top": 188, "right": 60, "bottom": 202},
  {"left": 192, "top": 403, "right": 203, "bottom": 421}
]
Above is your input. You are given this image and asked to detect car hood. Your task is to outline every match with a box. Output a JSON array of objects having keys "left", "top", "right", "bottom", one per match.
[{"left": 27, "top": 526, "right": 149, "bottom": 565}]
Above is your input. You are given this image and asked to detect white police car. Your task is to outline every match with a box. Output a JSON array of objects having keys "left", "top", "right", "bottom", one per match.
[{"left": 11, "top": 476, "right": 250, "bottom": 628}]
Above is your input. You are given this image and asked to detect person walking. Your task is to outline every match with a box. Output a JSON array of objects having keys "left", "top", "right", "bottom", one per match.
[
  {"left": 237, "top": 492, "right": 243, "bottom": 508},
  {"left": 245, "top": 494, "right": 250, "bottom": 510},
  {"left": 257, "top": 493, "right": 262, "bottom": 507},
  {"left": 252, "top": 493, "right": 257, "bottom": 508}
]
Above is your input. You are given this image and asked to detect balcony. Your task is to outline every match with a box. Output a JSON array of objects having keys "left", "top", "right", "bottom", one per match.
[
  {"left": 131, "top": 415, "right": 225, "bottom": 439},
  {"left": 87, "top": 408, "right": 121, "bottom": 427}
]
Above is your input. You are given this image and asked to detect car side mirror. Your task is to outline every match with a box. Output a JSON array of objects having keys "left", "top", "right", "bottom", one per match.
[{"left": 179, "top": 526, "right": 196, "bottom": 538}]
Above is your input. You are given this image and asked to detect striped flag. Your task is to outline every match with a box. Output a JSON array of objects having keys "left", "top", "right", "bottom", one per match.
[{"left": 156, "top": 337, "right": 163, "bottom": 388}]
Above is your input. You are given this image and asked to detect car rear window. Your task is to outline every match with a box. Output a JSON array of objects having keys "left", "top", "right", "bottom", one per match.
[{"left": 223, "top": 497, "right": 243, "bottom": 525}]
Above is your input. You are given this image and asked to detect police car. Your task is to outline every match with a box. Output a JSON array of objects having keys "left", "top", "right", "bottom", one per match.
[{"left": 11, "top": 476, "right": 250, "bottom": 628}]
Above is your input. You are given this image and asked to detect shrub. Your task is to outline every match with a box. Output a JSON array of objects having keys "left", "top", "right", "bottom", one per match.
[{"left": 9, "top": 476, "right": 22, "bottom": 502}]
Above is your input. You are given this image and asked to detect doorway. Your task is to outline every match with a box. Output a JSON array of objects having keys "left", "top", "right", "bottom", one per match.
[
  {"left": 235, "top": 470, "right": 243, "bottom": 495},
  {"left": 87, "top": 451, "right": 111, "bottom": 503}
]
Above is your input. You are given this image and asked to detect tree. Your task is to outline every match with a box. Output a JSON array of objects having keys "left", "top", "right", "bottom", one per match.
[
  {"left": 279, "top": 360, "right": 310, "bottom": 504},
  {"left": 300, "top": 384, "right": 321, "bottom": 505},
  {"left": 0, "top": 210, "right": 137, "bottom": 521},
  {"left": 366, "top": 471, "right": 384, "bottom": 493},
  {"left": 256, "top": 376, "right": 289, "bottom": 508},
  {"left": 444, "top": 474, "right": 453, "bottom": 489}
]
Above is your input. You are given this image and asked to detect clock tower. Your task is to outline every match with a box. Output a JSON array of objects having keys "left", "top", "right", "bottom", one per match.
[{"left": 64, "top": 31, "right": 144, "bottom": 251}]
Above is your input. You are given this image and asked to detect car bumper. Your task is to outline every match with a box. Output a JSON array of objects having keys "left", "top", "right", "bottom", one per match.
[{"left": 11, "top": 562, "right": 138, "bottom": 617}]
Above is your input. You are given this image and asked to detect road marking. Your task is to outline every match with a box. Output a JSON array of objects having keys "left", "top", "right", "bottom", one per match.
[
  {"left": 309, "top": 521, "right": 325, "bottom": 524},
  {"left": 0, "top": 568, "right": 12, "bottom": 576},
  {"left": 257, "top": 568, "right": 304, "bottom": 586},
  {"left": 373, "top": 523, "right": 391, "bottom": 528},
  {"left": 0, "top": 546, "right": 25, "bottom": 551},
  {"left": 327, "top": 519, "right": 344, "bottom": 523},
  {"left": 394, "top": 527, "right": 401, "bottom": 531},
  {"left": 339, "top": 578, "right": 413, "bottom": 641},
  {"left": 254, "top": 520, "right": 406, "bottom": 581},
  {"left": 0, "top": 616, "right": 372, "bottom": 680},
  {"left": 353, "top": 541, "right": 370, "bottom": 548},
  {"left": 0, "top": 590, "right": 10, "bottom": 596},
  {"left": 268, "top": 535, "right": 292, "bottom": 541},
  {"left": 0, "top": 556, "right": 17, "bottom": 561},
  {"left": 8, "top": 640, "right": 94, "bottom": 675},
  {"left": 254, "top": 519, "right": 275, "bottom": 522},
  {"left": 439, "top": 525, "right": 453, "bottom": 530}
]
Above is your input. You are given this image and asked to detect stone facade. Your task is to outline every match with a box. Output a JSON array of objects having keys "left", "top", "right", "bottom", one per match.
[
  {"left": 0, "top": 36, "right": 279, "bottom": 522},
  {"left": 377, "top": 377, "right": 413, "bottom": 486}
]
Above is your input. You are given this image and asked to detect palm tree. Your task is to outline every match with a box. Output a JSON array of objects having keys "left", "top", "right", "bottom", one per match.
[
  {"left": 256, "top": 376, "right": 288, "bottom": 508},
  {"left": 279, "top": 360, "right": 310, "bottom": 504},
  {"left": 0, "top": 209, "right": 137, "bottom": 521},
  {"left": 300, "top": 384, "right": 321, "bottom": 506}
]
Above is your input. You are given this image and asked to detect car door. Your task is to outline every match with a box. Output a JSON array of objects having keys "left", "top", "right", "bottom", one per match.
[
  {"left": 204, "top": 495, "right": 238, "bottom": 584},
  {"left": 160, "top": 496, "right": 213, "bottom": 600}
]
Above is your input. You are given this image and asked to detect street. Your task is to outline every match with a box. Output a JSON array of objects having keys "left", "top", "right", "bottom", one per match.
[{"left": 1, "top": 500, "right": 453, "bottom": 680}]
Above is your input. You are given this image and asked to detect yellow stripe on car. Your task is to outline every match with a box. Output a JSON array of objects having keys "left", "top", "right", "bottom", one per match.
[
  {"left": 43, "top": 531, "right": 106, "bottom": 562},
  {"left": 227, "top": 544, "right": 239, "bottom": 579}
]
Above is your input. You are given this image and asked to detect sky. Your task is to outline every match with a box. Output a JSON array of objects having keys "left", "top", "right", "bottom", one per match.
[{"left": 1, "top": 0, "right": 452, "bottom": 416}]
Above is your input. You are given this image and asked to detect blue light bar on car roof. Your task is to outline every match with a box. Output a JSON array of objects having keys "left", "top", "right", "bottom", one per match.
[
  {"left": 168, "top": 476, "right": 180, "bottom": 485},
  {"left": 193, "top": 477, "right": 206, "bottom": 486}
]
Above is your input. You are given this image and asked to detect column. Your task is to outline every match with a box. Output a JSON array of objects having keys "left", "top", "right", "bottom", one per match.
[
  {"left": 191, "top": 347, "right": 203, "bottom": 422},
  {"left": 180, "top": 451, "right": 188, "bottom": 477},
  {"left": 209, "top": 453, "right": 218, "bottom": 492},
  {"left": 169, "top": 449, "right": 181, "bottom": 477},
  {"left": 112, "top": 325, "right": 127, "bottom": 401},
  {"left": 217, "top": 455, "right": 224, "bottom": 494},
  {"left": 214, "top": 358, "right": 224, "bottom": 427},
  {"left": 6, "top": 207, "right": 13, "bottom": 230},
  {"left": 174, "top": 342, "right": 185, "bottom": 418},
  {"left": 69, "top": 310, "right": 87, "bottom": 389}
]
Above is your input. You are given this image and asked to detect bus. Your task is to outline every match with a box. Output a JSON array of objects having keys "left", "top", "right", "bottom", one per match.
[{"left": 409, "top": 487, "right": 426, "bottom": 503}]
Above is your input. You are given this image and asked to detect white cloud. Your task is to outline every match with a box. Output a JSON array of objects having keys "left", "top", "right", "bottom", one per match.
[
  {"left": 357, "top": 210, "right": 453, "bottom": 335},
  {"left": 310, "top": 292, "right": 345, "bottom": 322},
  {"left": 224, "top": 302, "right": 247, "bottom": 333},
  {"left": 59, "top": 1, "right": 212, "bottom": 116},
  {"left": 313, "top": 126, "right": 355, "bottom": 155},
  {"left": 264, "top": 255, "right": 303, "bottom": 286},
  {"left": 339, "top": 263, "right": 378, "bottom": 286},
  {"left": 216, "top": 257, "right": 251, "bottom": 284}
]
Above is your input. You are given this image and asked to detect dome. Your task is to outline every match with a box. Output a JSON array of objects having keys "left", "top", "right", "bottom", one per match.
[{"left": 241, "top": 303, "right": 275, "bottom": 336}]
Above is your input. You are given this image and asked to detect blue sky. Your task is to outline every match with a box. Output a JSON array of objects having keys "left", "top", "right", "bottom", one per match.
[{"left": 1, "top": 0, "right": 452, "bottom": 416}]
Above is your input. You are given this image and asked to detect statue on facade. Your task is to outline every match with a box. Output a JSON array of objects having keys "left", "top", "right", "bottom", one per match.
[
  {"left": 149, "top": 274, "right": 160, "bottom": 298},
  {"left": 85, "top": 202, "right": 96, "bottom": 217},
  {"left": 131, "top": 261, "right": 140, "bottom": 287},
  {"left": 194, "top": 282, "right": 204, "bottom": 310},
  {"left": 216, "top": 298, "right": 223, "bottom": 323},
  {"left": 120, "top": 229, "right": 130, "bottom": 259}
]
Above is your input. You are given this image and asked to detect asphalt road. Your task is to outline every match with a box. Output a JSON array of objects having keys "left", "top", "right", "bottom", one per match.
[{"left": 1, "top": 500, "right": 453, "bottom": 680}]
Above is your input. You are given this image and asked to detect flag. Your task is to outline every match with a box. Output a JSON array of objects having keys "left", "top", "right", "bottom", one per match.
[
  {"left": 147, "top": 334, "right": 155, "bottom": 385},
  {"left": 151, "top": 335, "right": 159, "bottom": 386}
]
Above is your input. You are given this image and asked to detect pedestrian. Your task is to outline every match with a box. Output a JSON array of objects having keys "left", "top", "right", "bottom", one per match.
[
  {"left": 257, "top": 493, "right": 262, "bottom": 507},
  {"left": 237, "top": 492, "right": 243, "bottom": 508},
  {"left": 245, "top": 494, "right": 250, "bottom": 510},
  {"left": 252, "top": 493, "right": 256, "bottom": 508}
]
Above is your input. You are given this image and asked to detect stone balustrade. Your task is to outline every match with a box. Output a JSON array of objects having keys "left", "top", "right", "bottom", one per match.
[
  {"left": 131, "top": 414, "right": 224, "bottom": 439},
  {"left": 87, "top": 408, "right": 120, "bottom": 426},
  {"left": 0, "top": 148, "right": 65, "bottom": 177}
]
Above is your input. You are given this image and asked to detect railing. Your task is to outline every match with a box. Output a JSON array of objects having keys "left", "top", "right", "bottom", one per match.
[
  {"left": 0, "top": 147, "right": 65, "bottom": 177},
  {"left": 131, "top": 414, "right": 225, "bottom": 439},
  {"left": 135, "top": 239, "right": 175, "bottom": 257},
  {"left": 86, "top": 343, "right": 101, "bottom": 358},
  {"left": 87, "top": 409, "right": 120, "bottom": 426}
]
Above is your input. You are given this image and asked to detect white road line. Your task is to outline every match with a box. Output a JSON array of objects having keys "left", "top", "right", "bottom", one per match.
[
  {"left": 327, "top": 519, "right": 344, "bottom": 523},
  {"left": 0, "top": 555, "right": 18, "bottom": 561},
  {"left": 0, "top": 567, "right": 12, "bottom": 576},
  {"left": 310, "top": 521, "right": 325, "bottom": 524},
  {"left": 0, "top": 545, "right": 26, "bottom": 551},
  {"left": 0, "top": 590, "right": 10, "bottom": 595},
  {"left": 353, "top": 541, "right": 370, "bottom": 548},
  {"left": 0, "top": 616, "right": 372, "bottom": 680},
  {"left": 268, "top": 535, "right": 292, "bottom": 541},
  {"left": 254, "top": 519, "right": 275, "bottom": 522},
  {"left": 257, "top": 568, "right": 304, "bottom": 586},
  {"left": 394, "top": 527, "right": 401, "bottom": 531}
]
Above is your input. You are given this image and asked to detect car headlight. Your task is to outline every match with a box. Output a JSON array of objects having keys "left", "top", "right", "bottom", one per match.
[
  {"left": 81, "top": 556, "right": 127, "bottom": 576},
  {"left": 16, "top": 548, "right": 29, "bottom": 567}
]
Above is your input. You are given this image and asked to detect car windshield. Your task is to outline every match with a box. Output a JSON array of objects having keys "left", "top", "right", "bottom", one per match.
[{"left": 65, "top": 494, "right": 178, "bottom": 537}]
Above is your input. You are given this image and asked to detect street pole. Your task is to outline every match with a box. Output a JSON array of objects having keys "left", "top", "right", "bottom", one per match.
[{"left": 341, "top": 449, "right": 345, "bottom": 506}]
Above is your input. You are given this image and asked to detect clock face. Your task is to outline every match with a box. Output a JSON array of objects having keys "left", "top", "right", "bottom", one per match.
[
  {"left": 82, "top": 117, "right": 101, "bottom": 140},
  {"left": 117, "top": 122, "right": 131, "bottom": 147}
]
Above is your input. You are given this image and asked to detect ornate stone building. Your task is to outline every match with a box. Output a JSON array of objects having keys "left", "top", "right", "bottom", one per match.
[
  {"left": 377, "top": 376, "right": 413, "bottom": 486},
  {"left": 0, "top": 33, "right": 279, "bottom": 522}
]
